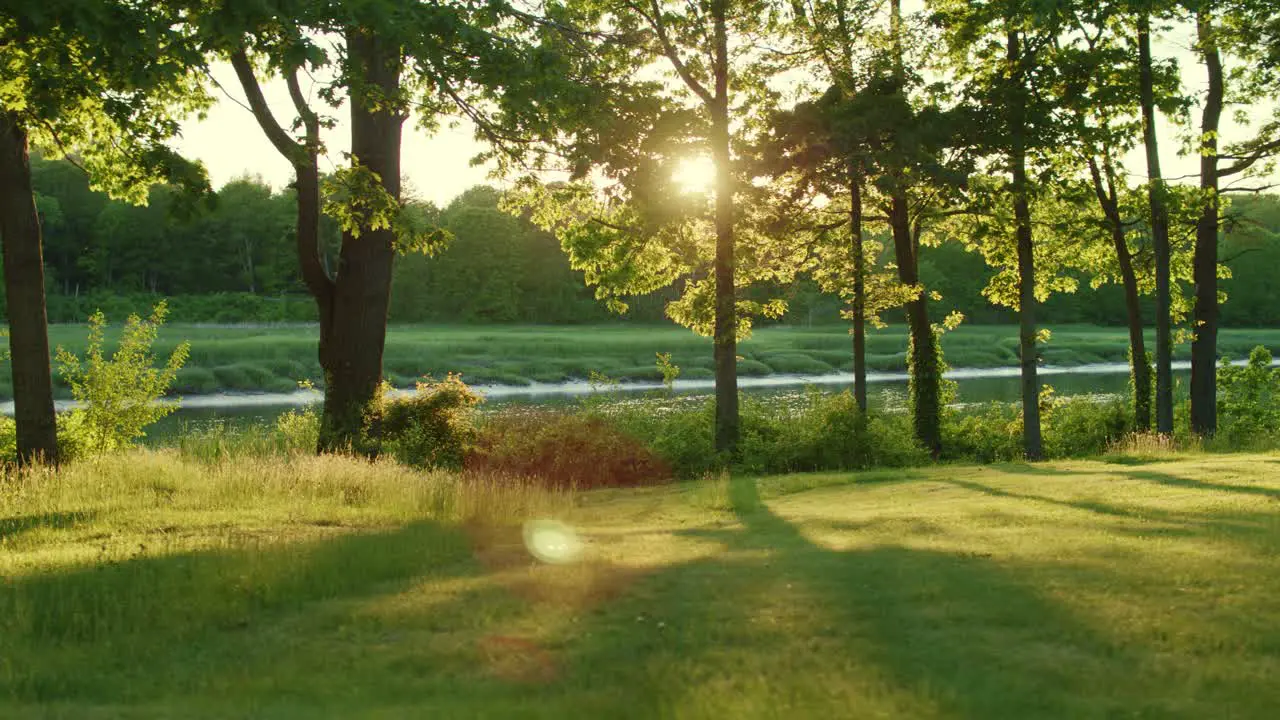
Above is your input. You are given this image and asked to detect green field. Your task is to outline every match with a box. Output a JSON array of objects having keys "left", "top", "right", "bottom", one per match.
[
  {"left": 2, "top": 451, "right": 1278, "bottom": 717},
  {"left": 12, "top": 323, "right": 1280, "bottom": 400}
]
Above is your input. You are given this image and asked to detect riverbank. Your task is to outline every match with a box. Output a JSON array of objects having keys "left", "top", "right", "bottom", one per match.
[
  {"left": 7, "top": 323, "right": 1280, "bottom": 401},
  {"left": 3, "top": 450, "right": 1277, "bottom": 717}
]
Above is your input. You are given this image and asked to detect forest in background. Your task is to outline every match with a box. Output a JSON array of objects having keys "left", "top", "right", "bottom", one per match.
[{"left": 17, "top": 154, "right": 1280, "bottom": 328}]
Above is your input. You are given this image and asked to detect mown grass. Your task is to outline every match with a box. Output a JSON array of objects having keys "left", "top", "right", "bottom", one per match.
[
  {"left": 2, "top": 451, "right": 1278, "bottom": 717},
  {"left": 11, "top": 322, "right": 1280, "bottom": 400}
]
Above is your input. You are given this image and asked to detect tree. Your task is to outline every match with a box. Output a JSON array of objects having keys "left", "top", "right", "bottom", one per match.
[
  {"left": 511, "top": 0, "right": 798, "bottom": 455},
  {"left": 0, "top": 1, "right": 207, "bottom": 464},
  {"left": 208, "top": 1, "right": 606, "bottom": 452},
  {"left": 778, "top": 0, "right": 964, "bottom": 444},
  {"left": 933, "top": 0, "right": 1074, "bottom": 459},
  {"left": 1188, "top": 0, "right": 1280, "bottom": 437}
]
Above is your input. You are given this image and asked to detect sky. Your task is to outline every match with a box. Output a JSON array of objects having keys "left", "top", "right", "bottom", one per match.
[{"left": 174, "top": 25, "right": 1277, "bottom": 209}]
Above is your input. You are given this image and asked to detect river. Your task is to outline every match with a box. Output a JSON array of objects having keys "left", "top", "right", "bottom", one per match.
[{"left": 1, "top": 359, "right": 1221, "bottom": 444}]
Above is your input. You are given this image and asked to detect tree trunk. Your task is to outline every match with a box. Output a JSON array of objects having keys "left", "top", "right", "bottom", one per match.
[
  {"left": 233, "top": 47, "right": 341, "bottom": 453},
  {"left": 890, "top": 195, "right": 941, "bottom": 456},
  {"left": 710, "top": 2, "right": 738, "bottom": 455},
  {"left": 887, "top": 0, "right": 939, "bottom": 456},
  {"left": 1089, "top": 156, "right": 1150, "bottom": 430},
  {"left": 850, "top": 167, "right": 867, "bottom": 413},
  {"left": 1008, "top": 28, "right": 1042, "bottom": 460},
  {"left": 0, "top": 113, "right": 58, "bottom": 465},
  {"left": 317, "top": 29, "right": 403, "bottom": 454},
  {"left": 1138, "top": 11, "right": 1174, "bottom": 434},
  {"left": 1191, "top": 10, "right": 1222, "bottom": 437}
]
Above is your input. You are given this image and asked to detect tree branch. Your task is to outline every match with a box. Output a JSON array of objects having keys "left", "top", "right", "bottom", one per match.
[
  {"left": 1217, "top": 136, "right": 1280, "bottom": 178},
  {"left": 644, "top": 0, "right": 714, "bottom": 106},
  {"left": 229, "top": 47, "right": 306, "bottom": 167}
]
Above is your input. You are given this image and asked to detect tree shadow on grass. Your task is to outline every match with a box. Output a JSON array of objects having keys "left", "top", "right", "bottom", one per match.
[
  {"left": 0, "top": 510, "right": 97, "bottom": 541},
  {"left": 513, "top": 476, "right": 1167, "bottom": 719},
  {"left": 1124, "top": 469, "right": 1280, "bottom": 500},
  {"left": 0, "top": 518, "right": 478, "bottom": 704}
]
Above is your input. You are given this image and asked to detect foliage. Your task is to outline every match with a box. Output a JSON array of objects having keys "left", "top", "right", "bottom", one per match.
[
  {"left": 467, "top": 410, "right": 673, "bottom": 489},
  {"left": 655, "top": 352, "right": 680, "bottom": 392},
  {"left": 1216, "top": 346, "right": 1280, "bottom": 444},
  {"left": 379, "top": 374, "right": 482, "bottom": 471},
  {"left": 0, "top": 415, "right": 15, "bottom": 464},
  {"left": 53, "top": 302, "right": 189, "bottom": 458},
  {"left": 737, "top": 390, "right": 928, "bottom": 474}
]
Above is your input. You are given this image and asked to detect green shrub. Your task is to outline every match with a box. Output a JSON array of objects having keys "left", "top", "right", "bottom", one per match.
[
  {"left": 380, "top": 374, "right": 481, "bottom": 470},
  {"left": 611, "top": 400, "right": 721, "bottom": 478},
  {"left": 738, "top": 390, "right": 926, "bottom": 474},
  {"left": 54, "top": 302, "right": 189, "bottom": 458},
  {"left": 0, "top": 415, "right": 15, "bottom": 464},
  {"left": 276, "top": 405, "right": 321, "bottom": 453},
  {"left": 942, "top": 403, "right": 1024, "bottom": 463},
  {"left": 1042, "top": 395, "right": 1131, "bottom": 458},
  {"left": 1216, "top": 346, "right": 1280, "bottom": 445}
]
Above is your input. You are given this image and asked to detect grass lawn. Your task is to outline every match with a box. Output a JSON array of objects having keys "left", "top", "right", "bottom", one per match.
[
  {"left": 2, "top": 451, "right": 1278, "bottom": 717},
  {"left": 13, "top": 322, "right": 1280, "bottom": 400}
]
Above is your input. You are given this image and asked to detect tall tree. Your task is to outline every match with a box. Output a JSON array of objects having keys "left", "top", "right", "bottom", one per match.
[
  {"left": 1188, "top": 0, "right": 1280, "bottom": 436},
  {"left": 207, "top": 1, "right": 597, "bottom": 452},
  {"left": 1135, "top": 2, "right": 1176, "bottom": 433},
  {"left": 511, "top": 0, "right": 796, "bottom": 456},
  {"left": 0, "top": 1, "right": 207, "bottom": 464},
  {"left": 933, "top": 0, "right": 1072, "bottom": 459}
]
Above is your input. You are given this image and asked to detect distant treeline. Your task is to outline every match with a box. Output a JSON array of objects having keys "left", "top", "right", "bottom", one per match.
[{"left": 14, "top": 155, "right": 1280, "bottom": 327}]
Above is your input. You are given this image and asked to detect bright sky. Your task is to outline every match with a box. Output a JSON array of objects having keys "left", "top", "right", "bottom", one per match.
[{"left": 175, "top": 23, "right": 1277, "bottom": 208}]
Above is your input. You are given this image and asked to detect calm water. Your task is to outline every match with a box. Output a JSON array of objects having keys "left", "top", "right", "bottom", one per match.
[{"left": 133, "top": 361, "right": 1186, "bottom": 444}]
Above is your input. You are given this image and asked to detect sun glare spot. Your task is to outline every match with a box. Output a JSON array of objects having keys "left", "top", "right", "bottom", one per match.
[
  {"left": 523, "top": 519, "right": 584, "bottom": 565},
  {"left": 673, "top": 156, "right": 716, "bottom": 195}
]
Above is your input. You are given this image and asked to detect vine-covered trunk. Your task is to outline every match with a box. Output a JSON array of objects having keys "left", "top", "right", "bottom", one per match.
[
  {"left": 1117, "top": 230, "right": 1152, "bottom": 431},
  {"left": 318, "top": 29, "right": 403, "bottom": 454},
  {"left": 1008, "top": 28, "right": 1042, "bottom": 460},
  {"left": 1138, "top": 12, "right": 1174, "bottom": 434},
  {"left": 850, "top": 169, "right": 867, "bottom": 413},
  {"left": 890, "top": 195, "right": 940, "bottom": 456},
  {"left": 710, "top": 2, "right": 738, "bottom": 455},
  {"left": 0, "top": 113, "right": 58, "bottom": 465},
  {"left": 1191, "top": 11, "right": 1222, "bottom": 437}
]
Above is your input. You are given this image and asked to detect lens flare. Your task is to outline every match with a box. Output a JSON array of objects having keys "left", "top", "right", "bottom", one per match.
[{"left": 522, "top": 519, "right": 584, "bottom": 564}]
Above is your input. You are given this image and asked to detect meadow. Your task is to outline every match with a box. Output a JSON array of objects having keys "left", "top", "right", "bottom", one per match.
[
  {"left": 2, "top": 449, "right": 1277, "bottom": 717},
  {"left": 11, "top": 322, "right": 1280, "bottom": 400}
]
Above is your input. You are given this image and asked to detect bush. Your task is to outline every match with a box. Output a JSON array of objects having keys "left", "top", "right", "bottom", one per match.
[
  {"left": 1042, "top": 395, "right": 1131, "bottom": 458},
  {"left": 468, "top": 409, "right": 673, "bottom": 489},
  {"left": 1216, "top": 346, "right": 1280, "bottom": 445},
  {"left": 0, "top": 415, "right": 15, "bottom": 464},
  {"left": 54, "top": 302, "right": 189, "bottom": 459},
  {"left": 611, "top": 400, "right": 721, "bottom": 478},
  {"left": 380, "top": 374, "right": 481, "bottom": 470},
  {"left": 738, "top": 390, "right": 927, "bottom": 474},
  {"left": 942, "top": 402, "right": 1024, "bottom": 463},
  {"left": 276, "top": 405, "right": 321, "bottom": 453}
]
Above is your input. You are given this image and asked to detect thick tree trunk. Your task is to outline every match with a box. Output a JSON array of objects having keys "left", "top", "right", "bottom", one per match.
[
  {"left": 1089, "top": 157, "right": 1150, "bottom": 430},
  {"left": 1191, "top": 11, "right": 1222, "bottom": 437},
  {"left": 890, "top": 195, "right": 941, "bottom": 456},
  {"left": 317, "top": 29, "right": 403, "bottom": 454},
  {"left": 710, "top": 3, "right": 738, "bottom": 455},
  {"left": 886, "top": 0, "right": 939, "bottom": 455},
  {"left": 850, "top": 168, "right": 867, "bottom": 413},
  {"left": 1008, "top": 28, "right": 1042, "bottom": 460},
  {"left": 0, "top": 113, "right": 58, "bottom": 465},
  {"left": 1138, "top": 12, "right": 1174, "bottom": 434}
]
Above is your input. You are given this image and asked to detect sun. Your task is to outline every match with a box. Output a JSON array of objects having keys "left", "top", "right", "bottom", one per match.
[{"left": 672, "top": 155, "right": 716, "bottom": 195}]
